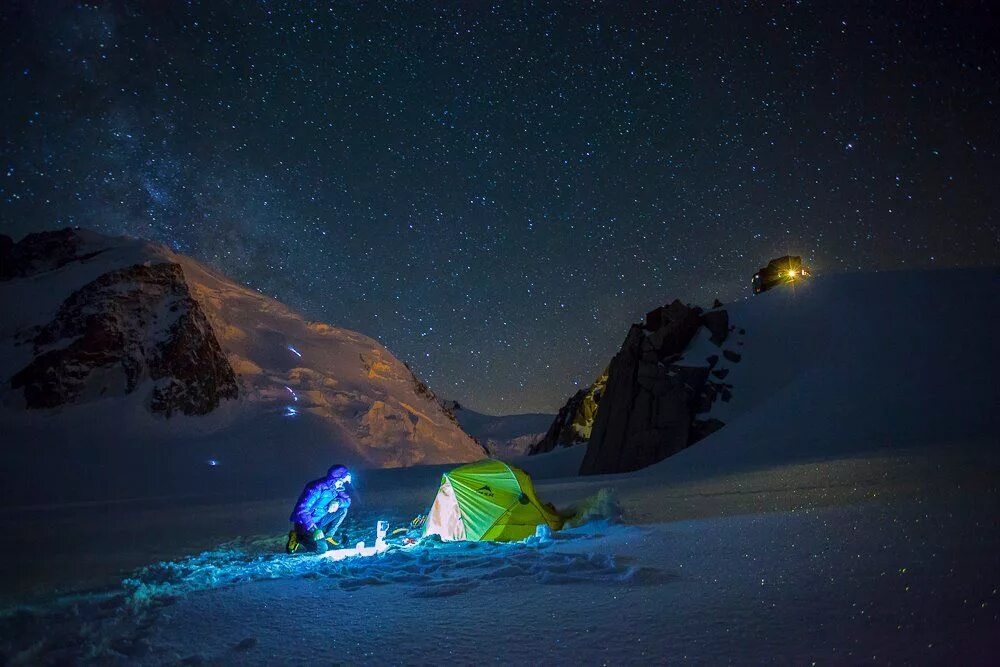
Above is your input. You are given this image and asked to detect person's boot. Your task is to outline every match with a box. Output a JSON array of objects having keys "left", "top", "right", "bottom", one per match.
[{"left": 285, "top": 530, "right": 299, "bottom": 554}]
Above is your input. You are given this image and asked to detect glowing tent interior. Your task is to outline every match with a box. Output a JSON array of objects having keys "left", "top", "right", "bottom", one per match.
[{"left": 424, "top": 460, "right": 564, "bottom": 542}]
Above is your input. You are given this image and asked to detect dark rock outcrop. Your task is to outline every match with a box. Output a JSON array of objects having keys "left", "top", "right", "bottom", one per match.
[
  {"left": 530, "top": 370, "right": 608, "bottom": 455},
  {"left": 10, "top": 262, "right": 238, "bottom": 416},
  {"left": 579, "top": 299, "right": 733, "bottom": 475},
  {"left": 0, "top": 228, "right": 106, "bottom": 281},
  {"left": 701, "top": 309, "right": 729, "bottom": 346},
  {"left": 641, "top": 300, "right": 703, "bottom": 361},
  {"left": 531, "top": 389, "right": 586, "bottom": 455}
]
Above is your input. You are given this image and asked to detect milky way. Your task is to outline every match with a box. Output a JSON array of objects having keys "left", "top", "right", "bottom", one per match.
[{"left": 2, "top": 2, "right": 997, "bottom": 413}]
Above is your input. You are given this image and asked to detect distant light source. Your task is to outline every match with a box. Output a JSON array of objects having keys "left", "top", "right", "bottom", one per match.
[
  {"left": 206, "top": 459, "right": 220, "bottom": 467},
  {"left": 787, "top": 269, "right": 797, "bottom": 278},
  {"left": 284, "top": 406, "right": 298, "bottom": 417},
  {"left": 287, "top": 345, "right": 302, "bottom": 357}
]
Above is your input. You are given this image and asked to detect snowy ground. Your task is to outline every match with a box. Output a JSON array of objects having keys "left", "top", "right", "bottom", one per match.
[
  {"left": 1, "top": 439, "right": 996, "bottom": 664},
  {"left": 2, "top": 268, "right": 998, "bottom": 663}
]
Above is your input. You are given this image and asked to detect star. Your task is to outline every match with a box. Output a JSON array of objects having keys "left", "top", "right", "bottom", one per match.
[{"left": 1, "top": 1, "right": 996, "bottom": 414}]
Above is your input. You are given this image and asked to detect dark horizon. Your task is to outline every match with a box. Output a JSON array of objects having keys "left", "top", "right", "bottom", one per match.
[{"left": 2, "top": 2, "right": 998, "bottom": 414}]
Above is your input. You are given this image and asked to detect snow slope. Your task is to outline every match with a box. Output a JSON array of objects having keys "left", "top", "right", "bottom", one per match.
[
  {"left": 0, "top": 267, "right": 997, "bottom": 664},
  {"left": 646, "top": 267, "right": 1000, "bottom": 478},
  {"left": 0, "top": 230, "right": 482, "bottom": 505},
  {"left": 444, "top": 401, "right": 553, "bottom": 456},
  {"left": 2, "top": 442, "right": 995, "bottom": 664}
]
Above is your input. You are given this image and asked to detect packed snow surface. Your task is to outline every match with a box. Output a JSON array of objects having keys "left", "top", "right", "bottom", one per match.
[{"left": 1, "top": 268, "right": 997, "bottom": 664}]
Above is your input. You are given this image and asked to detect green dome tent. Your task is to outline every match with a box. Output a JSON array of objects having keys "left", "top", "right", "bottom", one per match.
[{"left": 424, "top": 460, "right": 563, "bottom": 542}]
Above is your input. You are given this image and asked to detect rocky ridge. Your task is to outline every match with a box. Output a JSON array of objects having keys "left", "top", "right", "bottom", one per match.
[
  {"left": 9, "top": 258, "right": 238, "bottom": 416},
  {"left": 531, "top": 297, "right": 740, "bottom": 475},
  {"left": 528, "top": 370, "right": 607, "bottom": 455},
  {"left": 580, "top": 299, "right": 735, "bottom": 474}
]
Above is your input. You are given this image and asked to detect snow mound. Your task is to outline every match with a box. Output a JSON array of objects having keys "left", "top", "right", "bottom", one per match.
[{"left": 564, "top": 488, "right": 622, "bottom": 528}]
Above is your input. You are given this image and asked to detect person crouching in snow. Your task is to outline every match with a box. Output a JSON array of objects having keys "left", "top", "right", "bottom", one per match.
[{"left": 286, "top": 465, "right": 353, "bottom": 554}]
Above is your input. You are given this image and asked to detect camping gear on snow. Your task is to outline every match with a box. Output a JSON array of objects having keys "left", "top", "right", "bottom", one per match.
[
  {"left": 289, "top": 519, "right": 395, "bottom": 561},
  {"left": 752, "top": 255, "right": 810, "bottom": 294},
  {"left": 316, "top": 521, "right": 390, "bottom": 561},
  {"left": 286, "top": 464, "right": 353, "bottom": 554},
  {"left": 424, "top": 460, "right": 563, "bottom": 542},
  {"left": 391, "top": 514, "right": 426, "bottom": 538}
]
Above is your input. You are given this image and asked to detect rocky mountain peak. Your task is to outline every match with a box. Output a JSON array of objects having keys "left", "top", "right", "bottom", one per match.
[
  {"left": 529, "top": 296, "right": 737, "bottom": 475},
  {"left": 579, "top": 299, "right": 733, "bottom": 474},
  {"left": 10, "top": 259, "right": 238, "bottom": 416},
  {"left": 528, "top": 369, "right": 608, "bottom": 455}
]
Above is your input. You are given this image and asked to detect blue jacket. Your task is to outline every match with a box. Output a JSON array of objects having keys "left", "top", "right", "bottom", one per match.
[{"left": 290, "top": 475, "right": 352, "bottom": 529}]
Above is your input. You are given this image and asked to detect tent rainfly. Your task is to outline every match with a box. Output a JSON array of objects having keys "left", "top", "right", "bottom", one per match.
[{"left": 424, "top": 460, "right": 563, "bottom": 542}]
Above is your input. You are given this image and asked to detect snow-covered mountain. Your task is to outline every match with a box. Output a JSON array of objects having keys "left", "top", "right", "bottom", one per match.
[
  {"left": 531, "top": 267, "right": 1000, "bottom": 477},
  {"left": 0, "top": 228, "right": 483, "bottom": 503},
  {"left": 441, "top": 400, "right": 553, "bottom": 457}
]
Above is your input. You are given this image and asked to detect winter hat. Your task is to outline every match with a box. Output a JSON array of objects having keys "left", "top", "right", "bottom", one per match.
[{"left": 327, "top": 464, "right": 350, "bottom": 481}]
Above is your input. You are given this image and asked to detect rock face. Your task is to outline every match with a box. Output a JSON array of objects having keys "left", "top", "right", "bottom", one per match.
[
  {"left": 529, "top": 370, "right": 608, "bottom": 455},
  {"left": 531, "top": 389, "right": 587, "bottom": 455},
  {"left": 10, "top": 259, "right": 239, "bottom": 416},
  {"left": 579, "top": 300, "right": 732, "bottom": 475},
  {"left": 702, "top": 309, "right": 729, "bottom": 346}
]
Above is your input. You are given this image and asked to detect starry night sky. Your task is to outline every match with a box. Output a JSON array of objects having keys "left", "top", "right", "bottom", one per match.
[{"left": 1, "top": 2, "right": 998, "bottom": 414}]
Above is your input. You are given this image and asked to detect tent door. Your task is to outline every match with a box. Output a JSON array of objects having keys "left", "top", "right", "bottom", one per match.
[{"left": 425, "top": 478, "right": 467, "bottom": 541}]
